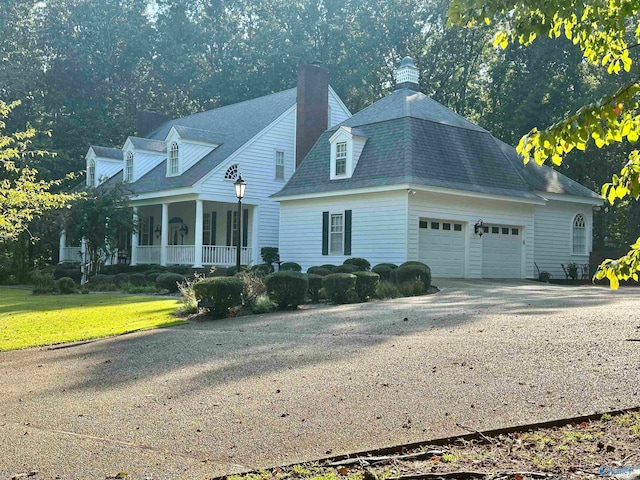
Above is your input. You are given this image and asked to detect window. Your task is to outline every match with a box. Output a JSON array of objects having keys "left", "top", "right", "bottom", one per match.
[
  {"left": 335, "top": 142, "right": 347, "bottom": 175},
  {"left": 431, "top": 221, "right": 439, "bottom": 230},
  {"left": 225, "top": 164, "right": 239, "bottom": 181},
  {"left": 330, "top": 213, "right": 344, "bottom": 254},
  {"left": 140, "top": 217, "right": 149, "bottom": 245},
  {"left": 419, "top": 220, "right": 428, "bottom": 229},
  {"left": 573, "top": 214, "right": 586, "bottom": 254},
  {"left": 203, "top": 213, "right": 211, "bottom": 245},
  {"left": 124, "top": 152, "right": 133, "bottom": 182},
  {"left": 275, "top": 151, "right": 285, "bottom": 180},
  {"left": 454, "top": 224, "right": 462, "bottom": 232},
  {"left": 492, "top": 226, "right": 499, "bottom": 234},
  {"left": 168, "top": 142, "right": 179, "bottom": 176},
  {"left": 511, "top": 228, "right": 519, "bottom": 235},
  {"left": 443, "top": 223, "right": 451, "bottom": 231},
  {"left": 87, "top": 159, "right": 95, "bottom": 186},
  {"left": 502, "top": 227, "right": 509, "bottom": 235}
]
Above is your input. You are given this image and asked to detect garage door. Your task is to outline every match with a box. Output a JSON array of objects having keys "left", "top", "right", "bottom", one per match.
[
  {"left": 418, "top": 219, "right": 465, "bottom": 277},
  {"left": 482, "top": 224, "right": 522, "bottom": 278}
]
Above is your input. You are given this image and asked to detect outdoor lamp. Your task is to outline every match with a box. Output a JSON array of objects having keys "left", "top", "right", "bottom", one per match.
[
  {"left": 234, "top": 174, "right": 246, "bottom": 271},
  {"left": 154, "top": 226, "right": 161, "bottom": 239},
  {"left": 474, "top": 220, "right": 485, "bottom": 236},
  {"left": 179, "top": 224, "right": 189, "bottom": 236}
]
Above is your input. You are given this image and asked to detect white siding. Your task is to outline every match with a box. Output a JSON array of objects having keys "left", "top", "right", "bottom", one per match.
[
  {"left": 408, "top": 191, "right": 536, "bottom": 278},
  {"left": 197, "top": 107, "right": 297, "bottom": 259},
  {"left": 179, "top": 142, "right": 216, "bottom": 174},
  {"left": 95, "top": 158, "right": 122, "bottom": 185},
  {"left": 132, "top": 151, "right": 165, "bottom": 182},
  {"left": 352, "top": 137, "right": 366, "bottom": 171},
  {"left": 279, "top": 191, "right": 408, "bottom": 271},
  {"left": 533, "top": 200, "right": 593, "bottom": 278},
  {"left": 329, "top": 88, "right": 351, "bottom": 127}
]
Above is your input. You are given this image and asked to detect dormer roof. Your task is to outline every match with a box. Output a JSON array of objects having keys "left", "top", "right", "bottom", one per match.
[
  {"left": 169, "top": 125, "right": 228, "bottom": 144},
  {"left": 89, "top": 146, "right": 122, "bottom": 160},
  {"left": 126, "top": 137, "right": 166, "bottom": 153}
]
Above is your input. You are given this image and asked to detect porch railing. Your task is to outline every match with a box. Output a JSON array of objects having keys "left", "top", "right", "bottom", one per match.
[
  {"left": 137, "top": 246, "right": 161, "bottom": 265},
  {"left": 166, "top": 245, "right": 195, "bottom": 265},
  {"left": 202, "top": 246, "right": 252, "bottom": 266},
  {"left": 61, "top": 247, "right": 82, "bottom": 263}
]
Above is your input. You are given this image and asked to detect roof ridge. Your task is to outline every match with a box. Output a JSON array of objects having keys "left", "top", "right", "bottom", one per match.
[{"left": 490, "top": 135, "right": 533, "bottom": 192}]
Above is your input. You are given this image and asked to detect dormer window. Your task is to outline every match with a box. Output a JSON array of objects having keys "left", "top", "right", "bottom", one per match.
[
  {"left": 168, "top": 142, "right": 179, "bottom": 176},
  {"left": 124, "top": 152, "right": 133, "bottom": 182},
  {"left": 335, "top": 142, "right": 347, "bottom": 176},
  {"left": 87, "top": 159, "right": 95, "bottom": 187}
]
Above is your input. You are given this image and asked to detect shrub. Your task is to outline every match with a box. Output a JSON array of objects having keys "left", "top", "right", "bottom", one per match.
[
  {"left": 252, "top": 294, "right": 277, "bottom": 314},
  {"left": 88, "top": 283, "right": 119, "bottom": 292},
  {"left": 400, "top": 261, "right": 429, "bottom": 269},
  {"left": 344, "top": 258, "right": 370, "bottom": 271},
  {"left": 250, "top": 263, "right": 272, "bottom": 276},
  {"left": 121, "top": 282, "right": 157, "bottom": 294},
  {"left": 90, "top": 274, "right": 116, "bottom": 285},
  {"left": 392, "top": 263, "right": 432, "bottom": 290},
  {"left": 54, "top": 265, "right": 82, "bottom": 283},
  {"left": 208, "top": 267, "right": 229, "bottom": 277},
  {"left": 226, "top": 265, "right": 247, "bottom": 276},
  {"left": 265, "top": 271, "right": 308, "bottom": 309},
  {"left": 128, "top": 273, "right": 148, "bottom": 286},
  {"left": 56, "top": 277, "right": 77, "bottom": 294},
  {"left": 100, "top": 264, "right": 129, "bottom": 275},
  {"left": 114, "top": 273, "right": 131, "bottom": 285},
  {"left": 145, "top": 272, "right": 163, "bottom": 283},
  {"left": 320, "top": 264, "right": 337, "bottom": 271},
  {"left": 155, "top": 273, "right": 185, "bottom": 292},
  {"left": 166, "top": 265, "right": 190, "bottom": 275},
  {"left": 333, "top": 264, "right": 359, "bottom": 274},
  {"left": 376, "top": 262, "right": 399, "bottom": 270},
  {"left": 307, "top": 266, "right": 331, "bottom": 276},
  {"left": 240, "top": 271, "right": 267, "bottom": 308},
  {"left": 31, "top": 270, "right": 57, "bottom": 294},
  {"left": 353, "top": 271, "right": 380, "bottom": 301},
  {"left": 260, "top": 246, "right": 280, "bottom": 266},
  {"left": 371, "top": 264, "right": 393, "bottom": 280},
  {"left": 177, "top": 274, "right": 202, "bottom": 315},
  {"left": 375, "top": 280, "right": 402, "bottom": 299},
  {"left": 306, "top": 273, "right": 323, "bottom": 302},
  {"left": 322, "top": 273, "right": 358, "bottom": 304},
  {"left": 193, "top": 276, "right": 244, "bottom": 319},
  {"left": 399, "top": 278, "right": 427, "bottom": 296},
  {"left": 279, "top": 262, "right": 302, "bottom": 272}
]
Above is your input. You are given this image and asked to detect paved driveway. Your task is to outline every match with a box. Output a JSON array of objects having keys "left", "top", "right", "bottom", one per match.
[{"left": 1, "top": 280, "right": 640, "bottom": 478}]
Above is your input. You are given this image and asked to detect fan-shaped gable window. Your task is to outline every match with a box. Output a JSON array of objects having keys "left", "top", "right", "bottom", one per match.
[
  {"left": 225, "top": 164, "right": 239, "bottom": 181},
  {"left": 168, "top": 142, "right": 179, "bottom": 176},
  {"left": 124, "top": 152, "right": 133, "bottom": 183},
  {"left": 87, "top": 159, "right": 95, "bottom": 186},
  {"left": 572, "top": 214, "right": 586, "bottom": 254}
]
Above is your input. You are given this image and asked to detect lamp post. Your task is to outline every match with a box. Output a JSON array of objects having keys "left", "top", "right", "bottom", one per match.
[{"left": 234, "top": 174, "right": 246, "bottom": 271}]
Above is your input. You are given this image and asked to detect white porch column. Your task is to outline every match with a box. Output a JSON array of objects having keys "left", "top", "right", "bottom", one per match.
[
  {"left": 194, "top": 199, "right": 204, "bottom": 268},
  {"left": 251, "top": 205, "right": 260, "bottom": 265},
  {"left": 58, "top": 230, "right": 66, "bottom": 263},
  {"left": 131, "top": 207, "right": 139, "bottom": 266},
  {"left": 160, "top": 203, "right": 169, "bottom": 266}
]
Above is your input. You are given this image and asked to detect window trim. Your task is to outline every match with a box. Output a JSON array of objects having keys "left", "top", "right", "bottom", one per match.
[
  {"left": 87, "top": 158, "right": 95, "bottom": 186},
  {"left": 124, "top": 151, "right": 134, "bottom": 183},
  {"left": 275, "top": 150, "right": 285, "bottom": 180},
  {"left": 329, "top": 212, "right": 344, "bottom": 255},
  {"left": 335, "top": 141, "right": 347, "bottom": 176},
  {"left": 572, "top": 213, "right": 587, "bottom": 255},
  {"left": 168, "top": 142, "right": 179, "bottom": 176}
]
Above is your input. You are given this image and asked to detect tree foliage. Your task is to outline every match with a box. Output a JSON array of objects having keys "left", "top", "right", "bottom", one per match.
[
  {"left": 0, "top": 100, "right": 78, "bottom": 241},
  {"left": 449, "top": 0, "right": 640, "bottom": 287}
]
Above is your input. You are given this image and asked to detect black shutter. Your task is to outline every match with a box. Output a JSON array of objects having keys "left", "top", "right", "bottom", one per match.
[
  {"left": 211, "top": 212, "right": 217, "bottom": 245},
  {"left": 242, "top": 208, "right": 249, "bottom": 247},
  {"left": 226, "top": 210, "right": 232, "bottom": 245},
  {"left": 344, "top": 210, "right": 352, "bottom": 256},
  {"left": 322, "top": 211, "right": 329, "bottom": 255},
  {"left": 149, "top": 216, "right": 154, "bottom": 246}
]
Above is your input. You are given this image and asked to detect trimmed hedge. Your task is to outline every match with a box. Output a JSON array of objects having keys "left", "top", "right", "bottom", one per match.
[
  {"left": 56, "top": 277, "right": 77, "bottom": 294},
  {"left": 193, "top": 276, "right": 244, "bottom": 319},
  {"left": 265, "top": 271, "right": 308, "bottom": 309},
  {"left": 226, "top": 265, "right": 247, "bottom": 276},
  {"left": 129, "top": 273, "right": 148, "bottom": 286},
  {"left": 399, "top": 261, "right": 428, "bottom": 269},
  {"left": 320, "top": 264, "right": 337, "bottom": 271},
  {"left": 155, "top": 273, "right": 185, "bottom": 292},
  {"left": 322, "top": 273, "right": 358, "bottom": 304},
  {"left": 392, "top": 262, "right": 431, "bottom": 290},
  {"left": 307, "top": 266, "right": 331, "bottom": 276},
  {"left": 250, "top": 263, "right": 272, "bottom": 276},
  {"left": 333, "top": 264, "right": 359, "bottom": 274},
  {"left": 344, "top": 258, "right": 370, "bottom": 271},
  {"left": 279, "top": 262, "right": 302, "bottom": 272},
  {"left": 306, "top": 273, "right": 323, "bottom": 302},
  {"left": 375, "top": 263, "right": 398, "bottom": 270},
  {"left": 114, "top": 273, "right": 130, "bottom": 285},
  {"left": 353, "top": 271, "right": 380, "bottom": 301},
  {"left": 145, "top": 272, "right": 163, "bottom": 283},
  {"left": 90, "top": 274, "right": 116, "bottom": 285},
  {"left": 371, "top": 264, "right": 393, "bottom": 280},
  {"left": 54, "top": 264, "right": 82, "bottom": 283}
]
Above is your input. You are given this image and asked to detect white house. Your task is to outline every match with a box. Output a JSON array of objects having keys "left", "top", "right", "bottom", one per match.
[
  {"left": 60, "top": 64, "right": 351, "bottom": 268},
  {"left": 272, "top": 57, "right": 603, "bottom": 279}
]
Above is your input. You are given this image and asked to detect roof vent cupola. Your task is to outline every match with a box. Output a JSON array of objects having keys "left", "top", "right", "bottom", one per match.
[{"left": 395, "top": 56, "right": 420, "bottom": 91}]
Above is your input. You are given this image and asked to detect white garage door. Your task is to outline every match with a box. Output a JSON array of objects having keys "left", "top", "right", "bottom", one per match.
[
  {"left": 482, "top": 224, "right": 522, "bottom": 278},
  {"left": 418, "top": 219, "right": 465, "bottom": 277}
]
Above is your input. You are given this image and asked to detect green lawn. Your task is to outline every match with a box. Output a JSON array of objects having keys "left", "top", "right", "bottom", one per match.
[{"left": 0, "top": 287, "right": 185, "bottom": 351}]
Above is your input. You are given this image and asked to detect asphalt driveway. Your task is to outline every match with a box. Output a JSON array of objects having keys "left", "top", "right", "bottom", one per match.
[{"left": 1, "top": 280, "right": 639, "bottom": 479}]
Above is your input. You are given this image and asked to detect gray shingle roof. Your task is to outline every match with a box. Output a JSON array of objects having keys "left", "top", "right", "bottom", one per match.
[
  {"left": 128, "top": 137, "right": 167, "bottom": 153},
  {"left": 273, "top": 88, "right": 600, "bottom": 201},
  {"left": 126, "top": 88, "right": 297, "bottom": 194},
  {"left": 90, "top": 146, "right": 122, "bottom": 160},
  {"left": 172, "top": 125, "right": 228, "bottom": 144}
]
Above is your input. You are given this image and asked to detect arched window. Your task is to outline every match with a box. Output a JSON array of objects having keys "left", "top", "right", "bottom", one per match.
[
  {"left": 87, "top": 159, "right": 95, "bottom": 186},
  {"left": 573, "top": 214, "right": 586, "bottom": 254},
  {"left": 169, "top": 142, "right": 179, "bottom": 176},
  {"left": 124, "top": 151, "right": 133, "bottom": 183},
  {"left": 224, "top": 164, "right": 239, "bottom": 181}
]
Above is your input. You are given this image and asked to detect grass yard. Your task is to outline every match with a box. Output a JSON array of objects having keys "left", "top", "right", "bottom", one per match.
[{"left": 0, "top": 287, "right": 185, "bottom": 351}]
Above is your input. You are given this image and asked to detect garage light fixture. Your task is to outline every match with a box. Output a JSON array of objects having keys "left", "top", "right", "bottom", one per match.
[{"left": 474, "top": 220, "right": 485, "bottom": 236}]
